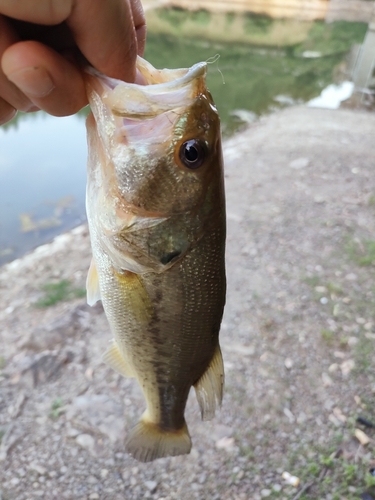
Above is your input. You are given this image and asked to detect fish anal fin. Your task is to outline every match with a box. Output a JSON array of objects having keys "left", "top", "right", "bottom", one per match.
[
  {"left": 193, "top": 344, "right": 224, "bottom": 421},
  {"left": 125, "top": 416, "right": 191, "bottom": 463},
  {"left": 102, "top": 339, "right": 135, "bottom": 378},
  {"left": 86, "top": 258, "right": 101, "bottom": 306}
]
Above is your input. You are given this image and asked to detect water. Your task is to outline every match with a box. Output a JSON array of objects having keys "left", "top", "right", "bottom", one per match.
[
  {"left": 0, "top": 113, "right": 87, "bottom": 265},
  {"left": 0, "top": 16, "right": 368, "bottom": 265}
]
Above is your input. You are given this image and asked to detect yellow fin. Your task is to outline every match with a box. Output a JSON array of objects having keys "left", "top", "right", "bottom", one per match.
[
  {"left": 125, "top": 416, "right": 191, "bottom": 463},
  {"left": 86, "top": 258, "right": 101, "bottom": 306},
  {"left": 114, "top": 270, "right": 153, "bottom": 324},
  {"left": 102, "top": 339, "right": 135, "bottom": 378},
  {"left": 194, "top": 344, "right": 224, "bottom": 421}
]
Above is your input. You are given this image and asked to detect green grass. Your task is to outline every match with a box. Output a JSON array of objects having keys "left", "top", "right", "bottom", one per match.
[
  {"left": 34, "top": 279, "right": 86, "bottom": 307},
  {"left": 346, "top": 238, "right": 375, "bottom": 266},
  {"left": 49, "top": 397, "right": 64, "bottom": 419},
  {"left": 0, "top": 356, "right": 5, "bottom": 370},
  {"left": 321, "top": 329, "right": 335, "bottom": 344}
]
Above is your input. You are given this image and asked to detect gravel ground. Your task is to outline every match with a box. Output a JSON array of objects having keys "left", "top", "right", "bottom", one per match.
[{"left": 1, "top": 106, "right": 375, "bottom": 500}]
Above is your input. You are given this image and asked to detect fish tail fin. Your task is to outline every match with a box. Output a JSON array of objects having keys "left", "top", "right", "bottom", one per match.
[
  {"left": 194, "top": 344, "right": 224, "bottom": 421},
  {"left": 125, "top": 416, "right": 191, "bottom": 462}
]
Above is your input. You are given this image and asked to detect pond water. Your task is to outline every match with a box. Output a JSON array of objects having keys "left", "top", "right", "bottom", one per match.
[{"left": 0, "top": 15, "right": 368, "bottom": 266}]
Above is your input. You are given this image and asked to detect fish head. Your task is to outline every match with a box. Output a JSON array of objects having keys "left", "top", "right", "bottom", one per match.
[
  {"left": 85, "top": 57, "right": 222, "bottom": 217},
  {"left": 85, "top": 57, "right": 224, "bottom": 273}
]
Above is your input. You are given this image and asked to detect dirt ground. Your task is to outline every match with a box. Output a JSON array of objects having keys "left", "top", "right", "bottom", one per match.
[{"left": 1, "top": 105, "right": 375, "bottom": 500}]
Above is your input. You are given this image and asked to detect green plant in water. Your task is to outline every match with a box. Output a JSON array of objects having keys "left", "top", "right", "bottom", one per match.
[{"left": 34, "top": 279, "right": 86, "bottom": 307}]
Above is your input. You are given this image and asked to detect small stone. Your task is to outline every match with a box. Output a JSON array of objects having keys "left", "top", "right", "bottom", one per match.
[
  {"left": 345, "top": 273, "right": 357, "bottom": 281},
  {"left": 282, "top": 471, "right": 300, "bottom": 487},
  {"left": 10, "top": 478, "right": 20, "bottom": 486},
  {"left": 29, "top": 462, "right": 47, "bottom": 475},
  {"left": 272, "top": 484, "right": 282, "bottom": 492},
  {"left": 333, "top": 351, "right": 346, "bottom": 359},
  {"left": 322, "top": 372, "right": 333, "bottom": 387},
  {"left": 328, "top": 414, "right": 341, "bottom": 427},
  {"left": 260, "top": 489, "right": 272, "bottom": 497},
  {"left": 283, "top": 407, "right": 295, "bottom": 423},
  {"left": 89, "top": 494, "right": 99, "bottom": 500},
  {"left": 66, "top": 426, "right": 80, "bottom": 438},
  {"left": 100, "top": 469, "right": 109, "bottom": 479},
  {"left": 347, "top": 336, "right": 358, "bottom": 347},
  {"left": 215, "top": 437, "right": 235, "bottom": 450},
  {"left": 320, "top": 297, "right": 328, "bottom": 304},
  {"left": 328, "top": 363, "right": 339, "bottom": 373},
  {"left": 289, "top": 157, "right": 309, "bottom": 169},
  {"left": 75, "top": 434, "right": 96, "bottom": 455},
  {"left": 355, "top": 428, "right": 370, "bottom": 446},
  {"left": 340, "top": 359, "right": 355, "bottom": 376},
  {"left": 144, "top": 480, "right": 157, "bottom": 493},
  {"left": 333, "top": 407, "right": 346, "bottom": 423},
  {"left": 284, "top": 358, "right": 293, "bottom": 369},
  {"left": 314, "top": 195, "right": 325, "bottom": 204}
]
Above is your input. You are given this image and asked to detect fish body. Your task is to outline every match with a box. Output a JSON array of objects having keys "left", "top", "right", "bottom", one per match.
[{"left": 85, "top": 57, "right": 226, "bottom": 462}]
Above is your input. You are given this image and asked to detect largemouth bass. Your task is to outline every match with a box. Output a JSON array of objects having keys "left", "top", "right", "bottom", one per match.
[{"left": 85, "top": 56, "right": 226, "bottom": 462}]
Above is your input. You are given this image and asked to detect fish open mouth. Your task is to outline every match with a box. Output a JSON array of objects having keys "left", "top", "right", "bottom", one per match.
[{"left": 85, "top": 56, "right": 207, "bottom": 121}]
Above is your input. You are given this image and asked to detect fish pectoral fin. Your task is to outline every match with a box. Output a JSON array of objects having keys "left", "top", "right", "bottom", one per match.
[
  {"left": 86, "top": 258, "right": 101, "bottom": 306},
  {"left": 125, "top": 414, "right": 191, "bottom": 463},
  {"left": 193, "top": 344, "right": 224, "bottom": 421},
  {"left": 102, "top": 339, "right": 135, "bottom": 378}
]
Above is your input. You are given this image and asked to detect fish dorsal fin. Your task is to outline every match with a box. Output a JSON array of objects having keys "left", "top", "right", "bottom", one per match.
[
  {"left": 102, "top": 339, "right": 135, "bottom": 378},
  {"left": 86, "top": 258, "right": 101, "bottom": 306},
  {"left": 193, "top": 344, "right": 224, "bottom": 421}
]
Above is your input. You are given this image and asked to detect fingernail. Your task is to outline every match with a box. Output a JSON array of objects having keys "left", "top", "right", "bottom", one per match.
[{"left": 7, "top": 67, "right": 55, "bottom": 98}]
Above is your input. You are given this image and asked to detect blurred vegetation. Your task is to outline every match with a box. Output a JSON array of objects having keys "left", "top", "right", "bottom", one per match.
[
  {"left": 34, "top": 279, "right": 86, "bottom": 308},
  {"left": 145, "top": 32, "right": 344, "bottom": 136}
]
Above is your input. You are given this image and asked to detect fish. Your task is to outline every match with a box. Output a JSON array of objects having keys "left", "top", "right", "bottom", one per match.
[{"left": 84, "top": 56, "right": 226, "bottom": 462}]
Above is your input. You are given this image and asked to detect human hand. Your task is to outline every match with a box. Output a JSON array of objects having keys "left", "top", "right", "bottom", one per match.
[{"left": 0, "top": 0, "right": 146, "bottom": 124}]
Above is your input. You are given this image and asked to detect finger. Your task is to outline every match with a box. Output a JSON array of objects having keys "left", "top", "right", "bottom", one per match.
[
  {"left": 0, "top": 16, "right": 35, "bottom": 112},
  {"left": 2, "top": 41, "right": 87, "bottom": 116},
  {"left": 0, "top": 0, "right": 71, "bottom": 25},
  {"left": 0, "top": 96, "right": 16, "bottom": 125},
  {"left": 130, "top": 0, "right": 147, "bottom": 56},
  {"left": 68, "top": 0, "right": 146, "bottom": 82}
]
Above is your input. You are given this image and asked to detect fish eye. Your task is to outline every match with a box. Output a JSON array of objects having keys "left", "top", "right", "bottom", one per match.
[{"left": 179, "top": 139, "right": 206, "bottom": 169}]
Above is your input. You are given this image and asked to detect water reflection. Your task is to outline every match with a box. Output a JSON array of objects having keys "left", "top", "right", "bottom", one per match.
[{"left": 0, "top": 113, "right": 87, "bottom": 265}]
